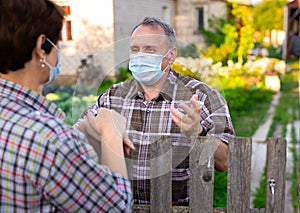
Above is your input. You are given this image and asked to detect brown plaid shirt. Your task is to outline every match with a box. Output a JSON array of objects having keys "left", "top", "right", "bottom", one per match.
[{"left": 85, "top": 69, "right": 235, "bottom": 205}]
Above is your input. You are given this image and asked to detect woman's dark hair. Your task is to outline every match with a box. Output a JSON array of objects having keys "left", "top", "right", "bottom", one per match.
[{"left": 0, "top": 0, "right": 65, "bottom": 73}]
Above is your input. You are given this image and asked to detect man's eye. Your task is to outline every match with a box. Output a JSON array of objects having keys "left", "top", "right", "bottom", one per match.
[
  {"left": 131, "top": 49, "right": 138, "bottom": 54},
  {"left": 146, "top": 48, "right": 156, "bottom": 53}
]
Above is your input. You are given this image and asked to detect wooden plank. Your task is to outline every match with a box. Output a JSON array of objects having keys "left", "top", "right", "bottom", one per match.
[
  {"left": 227, "top": 137, "right": 252, "bottom": 213},
  {"left": 265, "top": 138, "right": 286, "bottom": 213},
  {"left": 298, "top": 139, "right": 300, "bottom": 213},
  {"left": 250, "top": 208, "right": 265, "bottom": 213},
  {"left": 190, "top": 136, "right": 215, "bottom": 213},
  {"left": 132, "top": 206, "right": 265, "bottom": 212},
  {"left": 150, "top": 136, "right": 172, "bottom": 212}
]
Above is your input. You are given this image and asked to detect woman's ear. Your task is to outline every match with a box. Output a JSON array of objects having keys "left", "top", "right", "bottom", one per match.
[{"left": 35, "top": 34, "right": 46, "bottom": 59}]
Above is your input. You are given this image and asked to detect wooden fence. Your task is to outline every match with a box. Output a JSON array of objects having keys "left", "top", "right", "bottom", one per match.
[{"left": 132, "top": 136, "right": 287, "bottom": 213}]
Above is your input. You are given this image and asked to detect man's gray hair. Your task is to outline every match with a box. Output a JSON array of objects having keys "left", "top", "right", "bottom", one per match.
[{"left": 131, "top": 17, "right": 176, "bottom": 48}]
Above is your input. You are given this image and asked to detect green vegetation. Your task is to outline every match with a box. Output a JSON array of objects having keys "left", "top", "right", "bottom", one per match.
[
  {"left": 252, "top": 0, "right": 288, "bottom": 42},
  {"left": 97, "top": 67, "right": 132, "bottom": 95},
  {"left": 202, "top": 3, "right": 254, "bottom": 64},
  {"left": 226, "top": 88, "right": 273, "bottom": 137}
]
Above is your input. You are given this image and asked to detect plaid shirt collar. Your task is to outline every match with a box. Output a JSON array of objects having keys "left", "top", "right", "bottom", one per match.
[
  {"left": 127, "top": 69, "right": 181, "bottom": 102},
  {"left": 0, "top": 78, "right": 65, "bottom": 120}
]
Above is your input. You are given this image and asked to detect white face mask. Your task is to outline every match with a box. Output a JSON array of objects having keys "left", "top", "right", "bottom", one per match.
[{"left": 129, "top": 51, "right": 170, "bottom": 85}]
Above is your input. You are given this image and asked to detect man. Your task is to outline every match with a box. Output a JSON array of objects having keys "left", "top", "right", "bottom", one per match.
[
  {"left": 80, "top": 17, "right": 235, "bottom": 206},
  {"left": 0, "top": 0, "right": 134, "bottom": 212}
]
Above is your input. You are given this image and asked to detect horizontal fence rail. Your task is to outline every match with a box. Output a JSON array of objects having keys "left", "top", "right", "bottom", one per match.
[{"left": 132, "top": 136, "right": 287, "bottom": 213}]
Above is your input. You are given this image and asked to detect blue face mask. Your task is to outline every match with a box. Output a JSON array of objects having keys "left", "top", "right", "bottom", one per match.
[
  {"left": 44, "top": 38, "right": 61, "bottom": 85},
  {"left": 129, "top": 51, "right": 169, "bottom": 85}
]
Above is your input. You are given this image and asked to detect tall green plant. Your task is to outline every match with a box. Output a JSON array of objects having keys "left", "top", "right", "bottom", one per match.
[
  {"left": 203, "top": 3, "right": 255, "bottom": 65},
  {"left": 231, "top": 3, "right": 255, "bottom": 64},
  {"left": 201, "top": 16, "right": 227, "bottom": 47}
]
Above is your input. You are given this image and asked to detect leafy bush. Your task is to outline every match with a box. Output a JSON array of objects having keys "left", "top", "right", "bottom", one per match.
[
  {"left": 97, "top": 66, "right": 132, "bottom": 95},
  {"left": 177, "top": 43, "right": 200, "bottom": 58},
  {"left": 203, "top": 3, "right": 255, "bottom": 64},
  {"left": 201, "top": 16, "right": 227, "bottom": 47},
  {"left": 267, "top": 45, "right": 282, "bottom": 59}
]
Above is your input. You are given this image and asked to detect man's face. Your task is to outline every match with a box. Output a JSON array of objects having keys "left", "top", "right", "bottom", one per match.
[{"left": 130, "top": 25, "right": 175, "bottom": 72}]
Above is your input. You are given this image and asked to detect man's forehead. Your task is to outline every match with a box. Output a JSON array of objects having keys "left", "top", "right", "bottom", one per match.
[{"left": 130, "top": 34, "right": 168, "bottom": 46}]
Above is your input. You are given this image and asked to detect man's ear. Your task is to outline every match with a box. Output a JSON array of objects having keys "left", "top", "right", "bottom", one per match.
[
  {"left": 35, "top": 34, "right": 46, "bottom": 59},
  {"left": 168, "top": 47, "right": 177, "bottom": 64}
]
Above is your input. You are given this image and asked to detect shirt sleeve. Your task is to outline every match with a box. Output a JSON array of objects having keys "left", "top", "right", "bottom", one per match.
[
  {"left": 42, "top": 131, "right": 133, "bottom": 212},
  {"left": 197, "top": 86, "right": 235, "bottom": 143}
]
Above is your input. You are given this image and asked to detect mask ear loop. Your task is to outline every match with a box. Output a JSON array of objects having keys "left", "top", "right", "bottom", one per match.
[
  {"left": 162, "top": 48, "right": 175, "bottom": 72},
  {"left": 163, "top": 49, "right": 172, "bottom": 59},
  {"left": 46, "top": 38, "right": 59, "bottom": 51}
]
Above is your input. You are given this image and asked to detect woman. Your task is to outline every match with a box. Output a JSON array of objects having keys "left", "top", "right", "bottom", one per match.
[{"left": 0, "top": 0, "right": 134, "bottom": 212}]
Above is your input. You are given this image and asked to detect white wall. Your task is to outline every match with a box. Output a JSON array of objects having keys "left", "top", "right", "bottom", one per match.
[{"left": 59, "top": 0, "right": 115, "bottom": 79}]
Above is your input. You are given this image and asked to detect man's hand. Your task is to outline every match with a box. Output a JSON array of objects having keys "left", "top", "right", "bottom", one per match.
[{"left": 170, "top": 94, "right": 203, "bottom": 137}]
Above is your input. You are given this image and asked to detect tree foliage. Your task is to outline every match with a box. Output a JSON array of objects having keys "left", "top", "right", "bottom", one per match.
[
  {"left": 202, "top": 3, "right": 255, "bottom": 64},
  {"left": 252, "top": 0, "right": 288, "bottom": 31}
]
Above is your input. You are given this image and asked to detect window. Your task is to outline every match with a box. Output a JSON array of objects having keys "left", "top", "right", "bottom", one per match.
[
  {"left": 61, "top": 5, "right": 73, "bottom": 41},
  {"left": 66, "top": 20, "right": 72, "bottom": 40},
  {"left": 197, "top": 7, "right": 204, "bottom": 32},
  {"left": 61, "top": 5, "right": 71, "bottom": 15}
]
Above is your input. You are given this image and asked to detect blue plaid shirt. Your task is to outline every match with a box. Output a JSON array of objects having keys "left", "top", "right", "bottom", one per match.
[{"left": 0, "top": 78, "right": 132, "bottom": 212}]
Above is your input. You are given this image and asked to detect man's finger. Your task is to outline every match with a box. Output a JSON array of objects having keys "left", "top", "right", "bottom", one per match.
[
  {"left": 179, "top": 102, "right": 195, "bottom": 118},
  {"left": 170, "top": 108, "right": 185, "bottom": 119},
  {"left": 171, "top": 109, "right": 185, "bottom": 128},
  {"left": 190, "top": 97, "right": 201, "bottom": 114}
]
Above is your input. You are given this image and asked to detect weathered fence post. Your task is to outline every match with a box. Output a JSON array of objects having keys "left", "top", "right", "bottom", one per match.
[
  {"left": 190, "top": 136, "right": 215, "bottom": 212},
  {"left": 150, "top": 136, "right": 172, "bottom": 212},
  {"left": 132, "top": 136, "right": 287, "bottom": 213},
  {"left": 227, "top": 136, "right": 252, "bottom": 213},
  {"left": 265, "top": 137, "right": 286, "bottom": 213}
]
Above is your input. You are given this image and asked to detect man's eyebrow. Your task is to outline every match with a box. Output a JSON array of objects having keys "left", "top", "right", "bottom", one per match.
[
  {"left": 144, "top": 45, "right": 158, "bottom": 49},
  {"left": 130, "top": 45, "right": 139, "bottom": 49}
]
